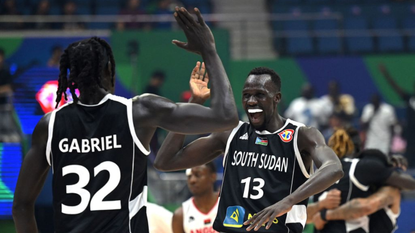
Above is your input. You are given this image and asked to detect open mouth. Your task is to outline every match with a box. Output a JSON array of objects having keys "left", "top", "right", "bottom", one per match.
[{"left": 248, "top": 109, "right": 263, "bottom": 123}]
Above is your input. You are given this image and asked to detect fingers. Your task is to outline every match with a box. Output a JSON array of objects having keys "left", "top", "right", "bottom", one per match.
[
  {"left": 194, "top": 8, "right": 206, "bottom": 26},
  {"left": 191, "top": 61, "right": 201, "bottom": 79},
  {"left": 174, "top": 10, "right": 188, "bottom": 31},
  {"left": 179, "top": 7, "right": 197, "bottom": 27},
  {"left": 244, "top": 212, "right": 270, "bottom": 231},
  {"left": 172, "top": 40, "right": 187, "bottom": 50},
  {"left": 199, "top": 62, "right": 206, "bottom": 79}
]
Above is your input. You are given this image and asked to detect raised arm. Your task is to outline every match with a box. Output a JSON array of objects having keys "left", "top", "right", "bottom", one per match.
[
  {"left": 13, "top": 114, "right": 51, "bottom": 233},
  {"left": 244, "top": 127, "right": 343, "bottom": 231},
  {"left": 312, "top": 186, "right": 400, "bottom": 230},
  {"left": 134, "top": 8, "right": 237, "bottom": 135},
  {"left": 378, "top": 64, "right": 408, "bottom": 99}
]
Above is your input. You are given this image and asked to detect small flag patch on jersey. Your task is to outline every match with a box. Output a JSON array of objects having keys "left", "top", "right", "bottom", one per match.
[
  {"left": 255, "top": 137, "right": 268, "bottom": 146},
  {"left": 204, "top": 219, "right": 211, "bottom": 225},
  {"left": 278, "top": 129, "right": 294, "bottom": 143},
  {"left": 223, "top": 206, "right": 245, "bottom": 228},
  {"left": 239, "top": 133, "right": 248, "bottom": 140}
]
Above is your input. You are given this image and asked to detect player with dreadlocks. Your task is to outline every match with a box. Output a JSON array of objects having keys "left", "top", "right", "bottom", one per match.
[
  {"left": 12, "top": 7, "right": 238, "bottom": 233},
  {"left": 310, "top": 127, "right": 415, "bottom": 233}
]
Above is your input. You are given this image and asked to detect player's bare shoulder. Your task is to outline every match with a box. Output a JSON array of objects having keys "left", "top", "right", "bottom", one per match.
[{"left": 297, "top": 126, "right": 326, "bottom": 151}]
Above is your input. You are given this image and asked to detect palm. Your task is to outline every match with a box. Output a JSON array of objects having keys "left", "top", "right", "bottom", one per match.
[{"left": 189, "top": 62, "right": 210, "bottom": 101}]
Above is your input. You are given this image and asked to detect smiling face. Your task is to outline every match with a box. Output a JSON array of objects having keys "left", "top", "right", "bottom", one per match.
[{"left": 242, "top": 74, "right": 281, "bottom": 131}]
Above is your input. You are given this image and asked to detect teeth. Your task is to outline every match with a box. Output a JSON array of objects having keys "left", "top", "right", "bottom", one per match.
[{"left": 248, "top": 109, "right": 263, "bottom": 113}]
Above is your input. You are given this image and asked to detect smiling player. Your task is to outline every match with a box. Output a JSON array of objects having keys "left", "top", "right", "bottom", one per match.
[{"left": 155, "top": 67, "right": 343, "bottom": 232}]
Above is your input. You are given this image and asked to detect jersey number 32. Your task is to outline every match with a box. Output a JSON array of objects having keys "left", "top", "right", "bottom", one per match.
[{"left": 61, "top": 161, "right": 121, "bottom": 215}]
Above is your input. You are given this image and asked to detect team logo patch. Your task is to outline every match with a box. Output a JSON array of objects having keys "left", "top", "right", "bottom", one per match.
[
  {"left": 278, "top": 129, "right": 294, "bottom": 142},
  {"left": 255, "top": 137, "right": 268, "bottom": 146},
  {"left": 223, "top": 206, "right": 245, "bottom": 228}
]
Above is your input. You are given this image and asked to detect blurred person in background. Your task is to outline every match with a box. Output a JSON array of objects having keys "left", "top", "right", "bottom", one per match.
[
  {"left": 311, "top": 127, "right": 415, "bottom": 233},
  {"left": 360, "top": 93, "right": 397, "bottom": 155},
  {"left": 60, "top": 1, "right": 85, "bottom": 30},
  {"left": 31, "top": 0, "right": 51, "bottom": 30},
  {"left": 172, "top": 162, "right": 219, "bottom": 233},
  {"left": 320, "top": 80, "right": 356, "bottom": 129},
  {"left": 147, "top": 202, "right": 173, "bottom": 233},
  {"left": 0, "top": 48, "right": 21, "bottom": 142},
  {"left": 379, "top": 64, "right": 415, "bottom": 168},
  {"left": 0, "top": 0, "right": 24, "bottom": 30},
  {"left": 117, "top": 0, "right": 151, "bottom": 31},
  {"left": 47, "top": 45, "right": 63, "bottom": 68},
  {"left": 284, "top": 83, "right": 325, "bottom": 130}
]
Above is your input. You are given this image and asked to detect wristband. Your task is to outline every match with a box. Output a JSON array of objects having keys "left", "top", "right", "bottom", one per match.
[{"left": 320, "top": 209, "right": 328, "bottom": 222}]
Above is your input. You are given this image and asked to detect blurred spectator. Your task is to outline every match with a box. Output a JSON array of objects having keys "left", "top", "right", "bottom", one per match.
[
  {"left": 60, "top": 1, "right": 85, "bottom": 30},
  {"left": 0, "top": 48, "right": 21, "bottom": 142},
  {"left": 0, "top": 0, "right": 24, "bottom": 30},
  {"left": 153, "top": 0, "right": 174, "bottom": 29},
  {"left": 284, "top": 83, "right": 325, "bottom": 129},
  {"left": 147, "top": 202, "right": 173, "bottom": 233},
  {"left": 47, "top": 46, "right": 63, "bottom": 68},
  {"left": 117, "top": 0, "right": 151, "bottom": 31},
  {"left": 144, "top": 70, "right": 166, "bottom": 95},
  {"left": 360, "top": 93, "right": 397, "bottom": 155},
  {"left": 32, "top": 0, "right": 52, "bottom": 30},
  {"left": 379, "top": 64, "right": 415, "bottom": 168},
  {"left": 320, "top": 80, "right": 356, "bottom": 128}
]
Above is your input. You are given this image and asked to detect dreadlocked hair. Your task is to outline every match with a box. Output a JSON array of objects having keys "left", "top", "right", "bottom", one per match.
[
  {"left": 328, "top": 128, "right": 355, "bottom": 159},
  {"left": 55, "top": 37, "right": 116, "bottom": 108}
]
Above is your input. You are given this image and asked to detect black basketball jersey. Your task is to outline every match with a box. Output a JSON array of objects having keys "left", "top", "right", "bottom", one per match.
[
  {"left": 213, "top": 119, "right": 312, "bottom": 233},
  {"left": 369, "top": 208, "right": 399, "bottom": 233},
  {"left": 46, "top": 94, "right": 150, "bottom": 233},
  {"left": 317, "top": 158, "right": 371, "bottom": 233}
]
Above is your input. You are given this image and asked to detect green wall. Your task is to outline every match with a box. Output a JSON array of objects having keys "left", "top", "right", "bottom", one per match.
[{"left": 111, "top": 29, "right": 230, "bottom": 102}]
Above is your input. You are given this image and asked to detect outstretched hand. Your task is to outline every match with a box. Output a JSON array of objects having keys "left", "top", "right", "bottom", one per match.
[
  {"left": 189, "top": 61, "right": 210, "bottom": 103},
  {"left": 243, "top": 200, "right": 292, "bottom": 231},
  {"left": 172, "top": 7, "right": 215, "bottom": 55}
]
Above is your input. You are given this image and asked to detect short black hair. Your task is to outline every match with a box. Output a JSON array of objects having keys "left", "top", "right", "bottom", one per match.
[
  {"left": 0, "top": 48, "right": 4, "bottom": 57},
  {"left": 204, "top": 161, "right": 217, "bottom": 174},
  {"left": 248, "top": 67, "right": 281, "bottom": 91},
  {"left": 151, "top": 70, "right": 166, "bottom": 80},
  {"left": 55, "top": 37, "right": 116, "bottom": 107}
]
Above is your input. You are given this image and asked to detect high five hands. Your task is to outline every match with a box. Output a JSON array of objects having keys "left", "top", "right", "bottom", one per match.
[{"left": 172, "top": 7, "right": 215, "bottom": 55}]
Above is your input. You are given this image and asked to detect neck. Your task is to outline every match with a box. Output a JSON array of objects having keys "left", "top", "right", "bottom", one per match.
[
  {"left": 78, "top": 88, "right": 109, "bottom": 105},
  {"left": 265, "top": 114, "right": 285, "bottom": 132},
  {"left": 193, "top": 191, "right": 218, "bottom": 213}
]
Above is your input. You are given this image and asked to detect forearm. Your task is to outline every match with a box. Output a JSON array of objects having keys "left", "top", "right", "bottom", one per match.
[
  {"left": 306, "top": 202, "right": 322, "bottom": 223},
  {"left": 201, "top": 51, "right": 238, "bottom": 124},
  {"left": 286, "top": 159, "right": 343, "bottom": 207},
  {"left": 13, "top": 204, "right": 38, "bottom": 233},
  {"left": 153, "top": 132, "right": 186, "bottom": 171},
  {"left": 327, "top": 199, "right": 369, "bottom": 221}
]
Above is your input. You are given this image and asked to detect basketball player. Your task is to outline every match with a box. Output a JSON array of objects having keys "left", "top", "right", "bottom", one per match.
[
  {"left": 12, "top": 7, "right": 239, "bottom": 233},
  {"left": 154, "top": 67, "right": 344, "bottom": 232},
  {"left": 312, "top": 186, "right": 400, "bottom": 233},
  {"left": 312, "top": 128, "right": 415, "bottom": 233},
  {"left": 172, "top": 162, "right": 219, "bottom": 233}
]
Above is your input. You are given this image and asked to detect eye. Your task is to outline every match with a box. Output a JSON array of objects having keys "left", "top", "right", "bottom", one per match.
[
  {"left": 243, "top": 93, "right": 250, "bottom": 99},
  {"left": 256, "top": 93, "right": 265, "bottom": 98}
]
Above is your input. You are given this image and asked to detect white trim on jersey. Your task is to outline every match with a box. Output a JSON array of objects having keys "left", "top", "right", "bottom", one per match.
[
  {"left": 254, "top": 119, "right": 291, "bottom": 135},
  {"left": 45, "top": 101, "right": 71, "bottom": 167},
  {"left": 384, "top": 206, "right": 400, "bottom": 227},
  {"left": 223, "top": 121, "right": 244, "bottom": 167},
  {"left": 348, "top": 159, "right": 369, "bottom": 191},
  {"left": 107, "top": 95, "right": 151, "bottom": 156},
  {"left": 46, "top": 110, "right": 56, "bottom": 166},
  {"left": 77, "top": 94, "right": 111, "bottom": 107},
  {"left": 285, "top": 205, "right": 307, "bottom": 228},
  {"left": 129, "top": 185, "right": 147, "bottom": 220},
  {"left": 290, "top": 119, "right": 312, "bottom": 179},
  {"left": 345, "top": 216, "right": 369, "bottom": 233}
]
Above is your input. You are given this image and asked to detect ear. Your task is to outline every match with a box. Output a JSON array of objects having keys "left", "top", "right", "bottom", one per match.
[{"left": 274, "top": 92, "right": 282, "bottom": 104}]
